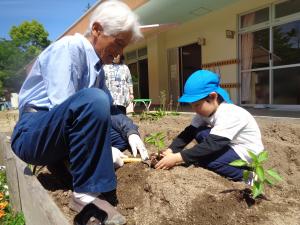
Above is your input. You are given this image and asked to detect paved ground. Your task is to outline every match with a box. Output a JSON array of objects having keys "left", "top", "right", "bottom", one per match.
[{"left": 242, "top": 107, "right": 300, "bottom": 118}]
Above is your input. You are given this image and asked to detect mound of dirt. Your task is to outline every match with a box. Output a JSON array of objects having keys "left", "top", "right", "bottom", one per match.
[{"left": 38, "top": 114, "right": 300, "bottom": 225}]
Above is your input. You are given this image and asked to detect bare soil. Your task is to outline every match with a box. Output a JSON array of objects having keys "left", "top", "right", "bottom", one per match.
[{"left": 34, "top": 113, "right": 300, "bottom": 225}]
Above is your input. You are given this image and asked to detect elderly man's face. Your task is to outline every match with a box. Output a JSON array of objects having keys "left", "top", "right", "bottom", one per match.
[{"left": 90, "top": 23, "right": 132, "bottom": 64}]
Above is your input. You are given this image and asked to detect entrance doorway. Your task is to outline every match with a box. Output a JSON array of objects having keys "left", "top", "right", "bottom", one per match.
[
  {"left": 167, "top": 43, "right": 201, "bottom": 104},
  {"left": 128, "top": 59, "right": 149, "bottom": 99},
  {"left": 126, "top": 47, "right": 149, "bottom": 99},
  {"left": 138, "top": 59, "right": 149, "bottom": 98},
  {"left": 179, "top": 43, "right": 202, "bottom": 94}
]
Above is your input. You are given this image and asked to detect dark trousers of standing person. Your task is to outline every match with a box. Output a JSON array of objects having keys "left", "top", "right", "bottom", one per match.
[
  {"left": 194, "top": 127, "right": 243, "bottom": 181},
  {"left": 11, "top": 88, "right": 116, "bottom": 193},
  {"left": 116, "top": 105, "right": 126, "bottom": 115}
]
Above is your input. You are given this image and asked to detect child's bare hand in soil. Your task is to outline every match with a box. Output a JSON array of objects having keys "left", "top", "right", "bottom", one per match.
[
  {"left": 155, "top": 153, "right": 183, "bottom": 170},
  {"left": 161, "top": 148, "right": 173, "bottom": 156}
]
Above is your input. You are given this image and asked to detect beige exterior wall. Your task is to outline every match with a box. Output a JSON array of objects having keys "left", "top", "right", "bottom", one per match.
[
  {"left": 126, "top": 0, "right": 276, "bottom": 104},
  {"left": 61, "top": 11, "right": 93, "bottom": 38}
]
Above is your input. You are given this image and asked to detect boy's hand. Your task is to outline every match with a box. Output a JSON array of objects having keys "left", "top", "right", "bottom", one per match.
[
  {"left": 161, "top": 148, "right": 173, "bottom": 156},
  {"left": 155, "top": 153, "right": 183, "bottom": 170}
]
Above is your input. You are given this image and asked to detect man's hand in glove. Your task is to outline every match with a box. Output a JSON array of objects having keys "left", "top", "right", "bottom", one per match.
[
  {"left": 128, "top": 134, "right": 149, "bottom": 160},
  {"left": 111, "top": 147, "right": 128, "bottom": 168}
]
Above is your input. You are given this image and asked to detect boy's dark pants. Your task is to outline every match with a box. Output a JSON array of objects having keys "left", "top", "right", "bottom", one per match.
[
  {"left": 195, "top": 127, "right": 243, "bottom": 181},
  {"left": 11, "top": 88, "right": 117, "bottom": 193}
]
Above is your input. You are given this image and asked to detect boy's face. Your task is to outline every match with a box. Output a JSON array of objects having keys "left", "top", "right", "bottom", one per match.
[{"left": 191, "top": 92, "right": 219, "bottom": 117}]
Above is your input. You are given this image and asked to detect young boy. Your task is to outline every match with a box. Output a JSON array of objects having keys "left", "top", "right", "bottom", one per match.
[{"left": 156, "top": 70, "right": 264, "bottom": 181}]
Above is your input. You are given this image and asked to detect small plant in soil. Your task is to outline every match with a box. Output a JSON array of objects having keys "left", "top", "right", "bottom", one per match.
[
  {"left": 229, "top": 150, "right": 283, "bottom": 199},
  {"left": 139, "top": 109, "right": 167, "bottom": 121},
  {"left": 167, "top": 95, "right": 181, "bottom": 116},
  {"left": 144, "top": 132, "right": 166, "bottom": 167},
  {"left": 159, "top": 90, "right": 167, "bottom": 112}
]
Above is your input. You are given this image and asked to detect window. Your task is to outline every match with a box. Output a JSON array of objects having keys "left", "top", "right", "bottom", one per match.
[
  {"left": 241, "top": 70, "right": 269, "bottom": 104},
  {"left": 275, "top": 0, "right": 300, "bottom": 19},
  {"left": 241, "top": 7, "right": 269, "bottom": 28},
  {"left": 125, "top": 51, "right": 137, "bottom": 61},
  {"left": 125, "top": 47, "right": 149, "bottom": 98},
  {"left": 240, "top": 29, "right": 269, "bottom": 70},
  {"left": 273, "top": 20, "right": 300, "bottom": 66},
  {"left": 273, "top": 66, "right": 300, "bottom": 104},
  {"left": 239, "top": 2, "right": 300, "bottom": 106},
  {"left": 138, "top": 47, "right": 147, "bottom": 58}
]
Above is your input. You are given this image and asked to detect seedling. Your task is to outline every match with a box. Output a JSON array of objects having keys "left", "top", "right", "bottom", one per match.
[
  {"left": 139, "top": 111, "right": 157, "bottom": 121},
  {"left": 144, "top": 132, "right": 166, "bottom": 158},
  {"left": 159, "top": 90, "right": 167, "bottom": 112},
  {"left": 169, "top": 111, "right": 180, "bottom": 116},
  {"left": 229, "top": 150, "right": 283, "bottom": 199},
  {"left": 140, "top": 109, "right": 166, "bottom": 121},
  {"left": 167, "top": 95, "right": 180, "bottom": 116}
]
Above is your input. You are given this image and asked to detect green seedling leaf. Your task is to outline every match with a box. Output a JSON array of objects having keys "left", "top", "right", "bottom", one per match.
[
  {"left": 267, "top": 169, "right": 283, "bottom": 181},
  {"left": 243, "top": 170, "right": 250, "bottom": 181},
  {"left": 265, "top": 176, "right": 275, "bottom": 185},
  {"left": 235, "top": 150, "right": 283, "bottom": 200},
  {"left": 250, "top": 161, "right": 258, "bottom": 170},
  {"left": 258, "top": 151, "right": 268, "bottom": 163},
  {"left": 252, "top": 181, "right": 263, "bottom": 198},
  {"left": 158, "top": 142, "right": 164, "bottom": 149},
  {"left": 144, "top": 136, "right": 155, "bottom": 144},
  {"left": 248, "top": 150, "right": 258, "bottom": 163},
  {"left": 229, "top": 159, "right": 248, "bottom": 167},
  {"left": 252, "top": 184, "right": 260, "bottom": 199},
  {"left": 144, "top": 132, "right": 166, "bottom": 155},
  {"left": 256, "top": 166, "right": 265, "bottom": 182}
]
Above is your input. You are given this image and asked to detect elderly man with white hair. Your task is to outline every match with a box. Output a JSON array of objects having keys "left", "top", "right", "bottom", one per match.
[{"left": 11, "top": 1, "right": 148, "bottom": 224}]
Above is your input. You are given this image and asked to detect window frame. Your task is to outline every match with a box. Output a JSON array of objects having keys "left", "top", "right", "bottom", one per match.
[{"left": 238, "top": 0, "right": 300, "bottom": 108}]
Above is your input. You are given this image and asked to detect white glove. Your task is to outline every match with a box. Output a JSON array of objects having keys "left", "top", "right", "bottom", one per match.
[
  {"left": 111, "top": 147, "right": 128, "bottom": 168},
  {"left": 128, "top": 134, "right": 149, "bottom": 160}
]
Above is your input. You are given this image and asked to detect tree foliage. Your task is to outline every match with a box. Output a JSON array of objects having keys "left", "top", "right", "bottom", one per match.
[
  {"left": 0, "top": 20, "right": 50, "bottom": 95},
  {"left": 9, "top": 20, "right": 50, "bottom": 51}
]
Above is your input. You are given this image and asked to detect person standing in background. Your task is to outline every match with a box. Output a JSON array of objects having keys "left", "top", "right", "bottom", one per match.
[{"left": 103, "top": 54, "right": 134, "bottom": 114}]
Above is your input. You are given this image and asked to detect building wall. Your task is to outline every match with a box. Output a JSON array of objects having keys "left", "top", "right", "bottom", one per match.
[
  {"left": 126, "top": 0, "right": 275, "bottom": 104},
  {"left": 58, "top": 0, "right": 149, "bottom": 39}
]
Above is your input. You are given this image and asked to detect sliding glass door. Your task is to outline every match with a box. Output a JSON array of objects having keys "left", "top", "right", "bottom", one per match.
[
  {"left": 239, "top": 1, "right": 300, "bottom": 107},
  {"left": 272, "top": 20, "right": 300, "bottom": 104},
  {"left": 126, "top": 48, "right": 149, "bottom": 98}
]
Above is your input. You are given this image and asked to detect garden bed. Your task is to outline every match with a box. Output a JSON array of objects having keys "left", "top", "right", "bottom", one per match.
[
  {"left": 36, "top": 113, "right": 300, "bottom": 225},
  {"left": 0, "top": 111, "right": 70, "bottom": 225}
]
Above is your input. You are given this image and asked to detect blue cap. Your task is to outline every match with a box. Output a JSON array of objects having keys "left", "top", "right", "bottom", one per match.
[{"left": 178, "top": 70, "right": 232, "bottom": 103}]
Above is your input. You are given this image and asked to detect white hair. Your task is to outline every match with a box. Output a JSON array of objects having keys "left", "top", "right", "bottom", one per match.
[{"left": 85, "top": 0, "right": 143, "bottom": 41}]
